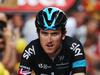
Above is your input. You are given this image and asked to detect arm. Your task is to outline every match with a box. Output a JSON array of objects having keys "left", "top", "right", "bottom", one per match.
[
  {"left": 17, "top": 41, "right": 36, "bottom": 75},
  {"left": 2, "top": 28, "right": 16, "bottom": 70},
  {"left": 70, "top": 39, "right": 87, "bottom": 74},
  {"left": 18, "top": 52, "right": 32, "bottom": 75}
]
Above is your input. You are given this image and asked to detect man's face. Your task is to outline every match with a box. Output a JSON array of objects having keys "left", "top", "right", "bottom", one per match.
[{"left": 39, "top": 29, "right": 64, "bottom": 55}]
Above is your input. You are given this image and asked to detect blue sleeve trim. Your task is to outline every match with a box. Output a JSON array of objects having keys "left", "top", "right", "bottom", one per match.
[{"left": 72, "top": 60, "right": 87, "bottom": 68}]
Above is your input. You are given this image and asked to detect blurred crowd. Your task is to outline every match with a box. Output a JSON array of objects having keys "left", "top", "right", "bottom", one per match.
[{"left": 0, "top": 0, "right": 100, "bottom": 75}]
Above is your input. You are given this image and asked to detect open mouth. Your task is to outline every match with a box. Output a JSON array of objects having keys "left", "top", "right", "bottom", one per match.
[{"left": 46, "top": 44, "right": 53, "bottom": 47}]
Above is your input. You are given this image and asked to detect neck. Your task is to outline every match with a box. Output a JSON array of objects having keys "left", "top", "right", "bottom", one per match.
[{"left": 48, "top": 45, "right": 62, "bottom": 60}]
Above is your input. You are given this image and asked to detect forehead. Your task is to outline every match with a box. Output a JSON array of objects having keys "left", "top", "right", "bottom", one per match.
[{"left": 40, "top": 29, "right": 61, "bottom": 33}]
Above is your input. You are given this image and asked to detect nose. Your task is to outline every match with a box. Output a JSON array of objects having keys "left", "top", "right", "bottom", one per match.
[{"left": 47, "top": 34, "right": 52, "bottom": 43}]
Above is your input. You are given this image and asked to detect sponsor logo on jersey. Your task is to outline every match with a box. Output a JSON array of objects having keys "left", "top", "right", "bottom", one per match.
[
  {"left": 38, "top": 63, "right": 51, "bottom": 69},
  {"left": 58, "top": 55, "right": 65, "bottom": 61},
  {"left": 23, "top": 45, "right": 36, "bottom": 60},
  {"left": 70, "top": 43, "right": 83, "bottom": 56}
]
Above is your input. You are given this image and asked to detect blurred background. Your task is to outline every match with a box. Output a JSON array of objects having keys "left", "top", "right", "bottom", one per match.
[{"left": 0, "top": 0, "right": 100, "bottom": 75}]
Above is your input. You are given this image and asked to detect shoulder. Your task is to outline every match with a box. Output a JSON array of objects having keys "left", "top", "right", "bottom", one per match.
[
  {"left": 63, "top": 36, "right": 84, "bottom": 56},
  {"left": 26, "top": 38, "right": 41, "bottom": 49},
  {"left": 64, "top": 37, "right": 86, "bottom": 74},
  {"left": 22, "top": 39, "right": 40, "bottom": 60},
  {"left": 28, "top": 39, "right": 39, "bottom": 45},
  {"left": 63, "top": 36, "right": 82, "bottom": 46}
]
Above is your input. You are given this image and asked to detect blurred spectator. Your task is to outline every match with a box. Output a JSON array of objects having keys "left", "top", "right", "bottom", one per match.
[
  {"left": 0, "top": 20, "right": 7, "bottom": 61},
  {"left": 75, "top": 17, "right": 99, "bottom": 45},
  {"left": 0, "top": 12, "right": 7, "bottom": 22},
  {"left": 7, "top": 13, "right": 25, "bottom": 38},
  {"left": 23, "top": 15, "right": 38, "bottom": 44},
  {"left": 83, "top": 17, "right": 99, "bottom": 75},
  {"left": 65, "top": 17, "right": 77, "bottom": 37},
  {"left": 71, "top": 5, "right": 87, "bottom": 28},
  {"left": 84, "top": 35, "right": 98, "bottom": 75},
  {"left": 0, "top": 19, "right": 16, "bottom": 75},
  {"left": 7, "top": 13, "right": 27, "bottom": 74},
  {"left": 65, "top": 4, "right": 87, "bottom": 37}
]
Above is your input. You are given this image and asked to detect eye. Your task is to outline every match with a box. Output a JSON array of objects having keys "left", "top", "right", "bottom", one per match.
[
  {"left": 51, "top": 32, "right": 59, "bottom": 36},
  {"left": 41, "top": 31, "right": 48, "bottom": 36}
]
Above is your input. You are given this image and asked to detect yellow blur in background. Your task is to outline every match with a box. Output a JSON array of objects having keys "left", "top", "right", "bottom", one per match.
[
  {"left": 0, "top": 62, "right": 10, "bottom": 75},
  {"left": 16, "top": 38, "right": 27, "bottom": 54}
]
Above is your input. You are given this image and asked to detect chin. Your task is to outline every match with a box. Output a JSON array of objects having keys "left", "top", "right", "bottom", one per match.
[
  {"left": 43, "top": 46, "right": 56, "bottom": 54},
  {"left": 45, "top": 49, "right": 55, "bottom": 54}
]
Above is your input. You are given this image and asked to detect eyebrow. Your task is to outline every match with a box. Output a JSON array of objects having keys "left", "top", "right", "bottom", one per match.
[{"left": 41, "top": 30, "right": 60, "bottom": 34}]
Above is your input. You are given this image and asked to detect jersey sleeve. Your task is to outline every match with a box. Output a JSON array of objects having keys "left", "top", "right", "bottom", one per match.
[
  {"left": 17, "top": 41, "right": 36, "bottom": 75},
  {"left": 70, "top": 39, "right": 87, "bottom": 74}
]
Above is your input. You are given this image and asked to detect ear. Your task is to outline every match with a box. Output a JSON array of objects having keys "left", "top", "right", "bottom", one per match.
[{"left": 62, "top": 35, "right": 65, "bottom": 40}]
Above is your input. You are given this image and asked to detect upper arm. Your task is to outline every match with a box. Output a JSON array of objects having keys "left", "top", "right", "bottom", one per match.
[
  {"left": 70, "top": 40, "right": 87, "bottom": 74},
  {"left": 18, "top": 42, "right": 36, "bottom": 75}
]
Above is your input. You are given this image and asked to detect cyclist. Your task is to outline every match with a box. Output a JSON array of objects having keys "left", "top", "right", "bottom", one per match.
[{"left": 18, "top": 7, "right": 87, "bottom": 75}]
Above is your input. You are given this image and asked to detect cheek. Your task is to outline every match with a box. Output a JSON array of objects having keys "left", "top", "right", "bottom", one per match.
[
  {"left": 39, "top": 35, "right": 47, "bottom": 44},
  {"left": 53, "top": 36, "right": 62, "bottom": 44}
]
